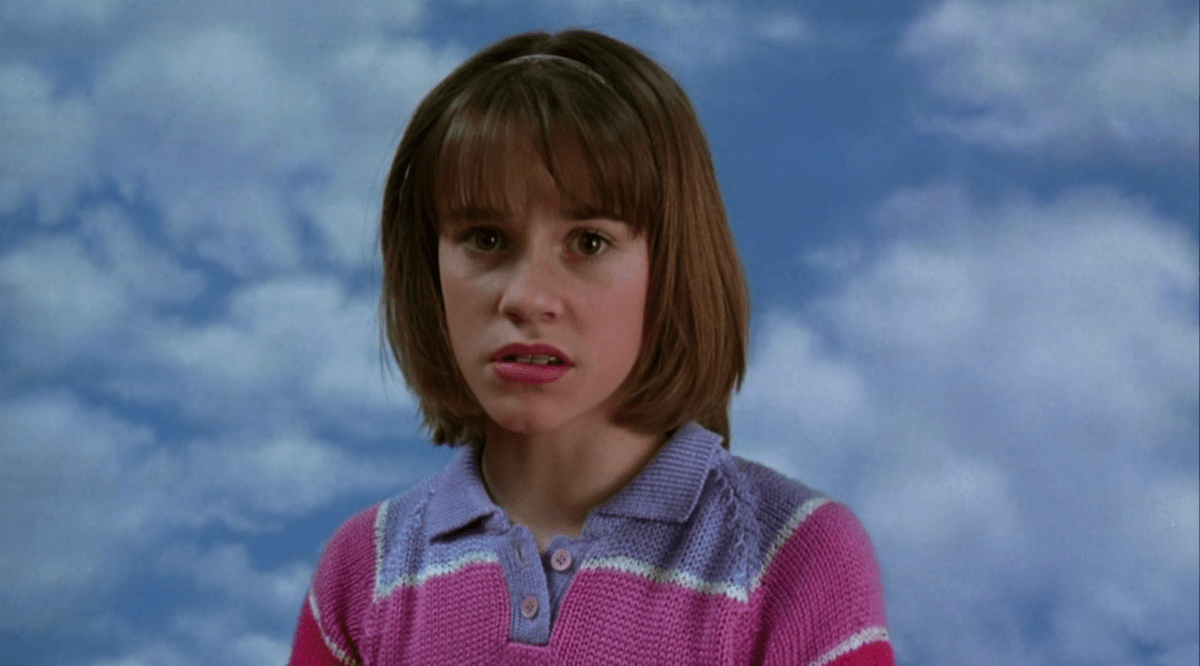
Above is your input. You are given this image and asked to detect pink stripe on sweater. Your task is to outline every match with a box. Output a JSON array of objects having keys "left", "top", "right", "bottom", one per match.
[
  {"left": 825, "top": 638, "right": 895, "bottom": 666},
  {"left": 551, "top": 567, "right": 751, "bottom": 663},
  {"left": 751, "top": 501, "right": 890, "bottom": 665},
  {"left": 364, "top": 563, "right": 512, "bottom": 664},
  {"left": 308, "top": 505, "right": 380, "bottom": 661},
  {"left": 289, "top": 597, "right": 351, "bottom": 666}
]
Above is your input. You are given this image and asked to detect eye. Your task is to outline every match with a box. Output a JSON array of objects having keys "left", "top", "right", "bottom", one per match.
[
  {"left": 466, "top": 227, "right": 503, "bottom": 251},
  {"left": 572, "top": 230, "right": 610, "bottom": 256}
]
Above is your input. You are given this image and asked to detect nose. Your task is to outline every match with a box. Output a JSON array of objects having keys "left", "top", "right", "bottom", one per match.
[{"left": 498, "top": 246, "right": 564, "bottom": 324}]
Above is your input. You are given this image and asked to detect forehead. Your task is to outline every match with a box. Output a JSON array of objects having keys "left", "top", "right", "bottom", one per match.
[
  {"left": 436, "top": 137, "right": 595, "bottom": 222},
  {"left": 428, "top": 63, "right": 657, "bottom": 230}
]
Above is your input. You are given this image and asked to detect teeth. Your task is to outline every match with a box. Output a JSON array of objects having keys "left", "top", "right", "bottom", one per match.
[{"left": 508, "top": 354, "right": 563, "bottom": 365}]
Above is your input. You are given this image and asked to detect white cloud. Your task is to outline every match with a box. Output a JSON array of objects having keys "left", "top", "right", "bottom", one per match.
[
  {"left": 0, "top": 0, "right": 129, "bottom": 26},
  {"left": 78, "top": 205, "right": 207, "bottom": 304},
  {"left": 903, "top": 0, "right": 1200, "bottom": 154},
  {"left": 80, "top": 19, "right": 462, "bottom": 272},
  {"left": 0, "top": 235, "right": 129, "bottom": 372},
  {"left": 840, "top": 186, "right": 1197, "bottom": 444},
  {"left": 181, "top": 431, "right": 414, "bottom": 524},
  {"left": 157, "top": 543, "right": 311, "bottom": 620},
  {"left": 229, "top": 634, "right": 292, "bottom": 666},
  {"left": 0, "top": 390, "right": 417, "bottom": 630},
  {"left": 94, "top": 25, "right": 327, "bottom": 274},
  {"left": 167, "top": 609, "right": 293, "bottom": 666},
  {"left": 754, "top": 12, "right": 809, "bottom": 43},
  {"left": 0, "top": 204, "right": 204, "bottom": 375},
  {"left": 115, "top": 275, "right": 406, "bottom": 431},
  {"left": 0, "top": 64, "right": 96, "bottom": 223},
  {"left": 0, "top": 215, "right": 410, "bottom": 437},
  {"left": 86, "top": 627, "right": 290, "bottom": 666},
  {"left": 3, "top": 0, "right": 438, "bottom": 273},
  {"left": 737, "top": 314, "right": 869, "bottom": 467},
  {"left": 568, "top": 0, "right": 810, "bottom": 65},
  {"left": 302, "top": 37, "right": 467, "bottom": 265},
  {"left": 0, "top": 392, "right": 157, "bottom": 627},
  {"left": 89, "top": 647, "right": 193, "bottom": 666},
  {"left": 83, "top": 545, "right": 305, "bottom": 666},
  {"left": 734, "top": 184, "right": 1198, "bottom": 665},
  {"left": 187, "top": 0, "right": 427, "bottom": 45}
]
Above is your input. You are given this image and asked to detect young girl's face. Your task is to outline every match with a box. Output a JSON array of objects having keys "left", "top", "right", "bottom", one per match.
[{"left": 437, "top": 161, "right": 649, "bottom": 438}]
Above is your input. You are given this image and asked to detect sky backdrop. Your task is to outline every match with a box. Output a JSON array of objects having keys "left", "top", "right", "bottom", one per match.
[{"left": 1, "top": 0, "right": 1198, "bottom": 664}]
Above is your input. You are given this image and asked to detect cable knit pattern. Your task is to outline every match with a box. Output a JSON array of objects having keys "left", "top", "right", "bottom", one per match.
[{"left": 288, "top": 422, "right": 894, "bottom": 665}]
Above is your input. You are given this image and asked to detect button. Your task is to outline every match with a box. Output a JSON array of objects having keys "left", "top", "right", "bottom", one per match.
[
  {"left": 520, "top": 595, "right": 539, "bottom": 619},
  {"left": 550, "top": 548, "right": 573, "bottom": 571}
]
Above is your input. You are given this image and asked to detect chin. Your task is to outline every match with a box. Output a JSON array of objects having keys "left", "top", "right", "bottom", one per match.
[
  {"left": 487, "top": 403, "right": 603, "bottom": 439},
  {"left": 488, "top": 409, "right": 560, "bottom": 436}
]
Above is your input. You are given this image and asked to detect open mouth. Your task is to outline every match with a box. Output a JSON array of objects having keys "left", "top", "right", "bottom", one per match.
[{"left": 501, "top": 354, "right": 565, "bottom": 365}]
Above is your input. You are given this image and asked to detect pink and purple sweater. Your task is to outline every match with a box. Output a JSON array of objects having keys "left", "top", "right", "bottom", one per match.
[{"left": 289, "top": 422, "right": 893, "bottom": 665}]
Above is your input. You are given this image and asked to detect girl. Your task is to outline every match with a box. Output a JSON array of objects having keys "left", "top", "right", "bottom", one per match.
[{"left": 289, "top": 29, "right": 893, "bottom": 666}]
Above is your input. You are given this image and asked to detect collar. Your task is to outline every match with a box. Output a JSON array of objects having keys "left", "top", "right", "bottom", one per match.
[
  {"left": 426, "top": 445, "right": 505, "bottom": 540},
  {"left": 591, "top": 421, "right": 721, "bottom": 523},
  {"left": 425, "top": 421, "right": 723, "bottom": 540}
]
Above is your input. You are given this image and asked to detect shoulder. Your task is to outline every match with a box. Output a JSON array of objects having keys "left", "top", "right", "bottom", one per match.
[
  {"left": 315, "top": 502, "right": 384, "bottom": 579},
  {"left": 724, "top": 454, "right": 884, "bottom": 598},
  {"left": 313, "top": 472, "right": 441, "bottom": 581},
  {"left": 292, "top": 473, "right": 442, "bottom": 666},
  {"left": 721, "top": 455, "right": 892, "bottom": 664},
  {"left": 707, "top": 454, "right": 831, "bottom": 563},
  {"left": 726, "top": 455, "right": 827, "bottom": 524},
  {"left": 306, "top": 471, "right": 443, "bottom": 621}
]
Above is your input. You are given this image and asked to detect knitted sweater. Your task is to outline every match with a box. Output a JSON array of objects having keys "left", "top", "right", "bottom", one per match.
[{"left": 288, "top": 422, "right": 893, "bottom": 665}]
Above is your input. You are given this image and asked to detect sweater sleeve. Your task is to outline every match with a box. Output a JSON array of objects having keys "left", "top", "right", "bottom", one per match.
[
  {"left": 289, "top": 592, "right": 355, "bottom": 666},
  {"left": 287, "top": 504, "right": 381, "bottom": 666},
  {"left": 753, "top": 501, "right": 894, "bottom": 666}
]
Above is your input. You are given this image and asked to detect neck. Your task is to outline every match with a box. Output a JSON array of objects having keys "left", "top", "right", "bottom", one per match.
[{"left": 481, "top": 420, "right": 663, "bottom": 551}]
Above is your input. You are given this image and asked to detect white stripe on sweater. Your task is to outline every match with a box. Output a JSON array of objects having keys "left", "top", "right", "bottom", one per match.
[
  {"left": 806, "top": 626, "right": 890, "bottom": 666},
  {"left": 751, "top": 496, "right": 832, "bottom": 591},
  {"left": 580, "top": 555, "right": 751, "bottom": 602},
  {"left": 376, "top": 550, "right": 500, "bottom": 599},
  {"left": 308, "top": 589, "right": 361, "bottom": 666},
  {"left": 580, "top": 496, "right": 834, "bottom": 603}
]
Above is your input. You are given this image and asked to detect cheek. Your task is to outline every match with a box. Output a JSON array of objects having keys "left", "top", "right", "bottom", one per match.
[
  {"left": 600, "top": 259, "right": 650, "bottom": 355},
  {"left": 438, "top": 245, "right": 472, "bottom": 358}
]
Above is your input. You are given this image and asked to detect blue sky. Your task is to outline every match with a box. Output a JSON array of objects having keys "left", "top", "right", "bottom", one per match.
[{"left": 1, "top": 0, "right": 1197, "bottom": 664}]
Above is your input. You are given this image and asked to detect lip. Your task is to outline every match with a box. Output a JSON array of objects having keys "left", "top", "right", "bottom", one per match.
[
  {"left": 490, "top": 342, "right": 573, "bottom": 365},
  {"left": 492, "top": 361, "right": 572, "bottom": 384}
]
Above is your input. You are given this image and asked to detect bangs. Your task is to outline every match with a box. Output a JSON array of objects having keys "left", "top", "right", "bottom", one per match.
[{"left": 429, "top": 60, "right": 658, "bottom": 229}]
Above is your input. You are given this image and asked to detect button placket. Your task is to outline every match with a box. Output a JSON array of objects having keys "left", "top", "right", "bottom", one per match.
[{"left": 498, "top": 525, "right": 552, "bottom": 644}]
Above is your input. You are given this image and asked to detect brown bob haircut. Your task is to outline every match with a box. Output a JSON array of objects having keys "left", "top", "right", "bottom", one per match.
[{"left": 380, "top": 29, "right": 748, "bottom": 448}]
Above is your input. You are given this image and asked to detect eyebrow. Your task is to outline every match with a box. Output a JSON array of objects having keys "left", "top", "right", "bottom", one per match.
[
  {"left": 441, "top": 204, "right": 501, "bottom": 220},
  {"left": 438, "top": 205, "right": 506, "bottom": 231},
  {"left": 563, "top": 204, "right": 623, "bottom": 221},
  {"left": 441, "top": 203, "right": 625, "bottom": 225}
]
